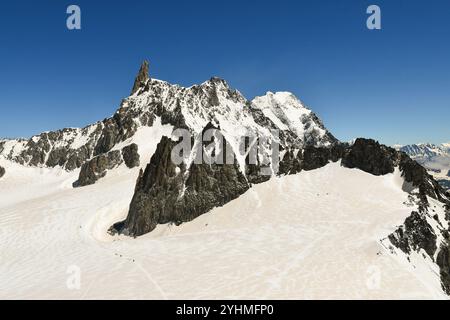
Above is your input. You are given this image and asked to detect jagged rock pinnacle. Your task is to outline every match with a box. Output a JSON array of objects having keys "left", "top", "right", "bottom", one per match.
[{"left": 131, "top": 60, "right": 149, "bottom": 95}]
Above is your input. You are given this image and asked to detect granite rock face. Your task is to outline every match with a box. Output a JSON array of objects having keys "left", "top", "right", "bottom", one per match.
[
  {"left": 2, "top": 60, "right": 449, "bottom": 295},
  {"left": 74, "top": 150, "right": 123, "bottom": 187},
  {"left": 438, "top": 179, "right": 450, "bottom": 191},
  {"left": 122, "top": 143, "right": 140, "bottom": 168},
  {"left": 0, "top": 166, "right": 5, "bottom": 178},
  {"left": 113, "top": 125, "right": 250, "bottom": 236},
  {"left": 0, "top": 62, "right": 337, "bottom": 181},
  {"left": 117, "top": 137, "right": 449, "bottom": 238},
  {"left": 0, "top": 105, "right": 148, "bottom": 171},
  {"left": 398, "top": 153, "right": 448, "bottom": 203}
]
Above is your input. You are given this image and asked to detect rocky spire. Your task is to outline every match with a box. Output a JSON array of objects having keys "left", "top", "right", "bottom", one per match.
[{"left": 131, "top": 60, "right": 149, "bottom": 95}]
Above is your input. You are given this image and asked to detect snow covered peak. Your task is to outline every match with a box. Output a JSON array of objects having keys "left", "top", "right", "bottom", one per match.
[
  {"left": 125, "top": 75, "right": 335, "bottom": 148},
  {"left": 131, "top": 60, "right": 150, "bottom": 95}
]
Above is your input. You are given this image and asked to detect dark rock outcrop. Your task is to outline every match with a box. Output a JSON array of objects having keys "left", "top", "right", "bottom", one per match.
[
  {"left": 113, "top": 125, "right": 250, "bottom": 236},
  {"left": 303, "top": 145, "right": 344, "bottom": 171},
  {"left": 122, "top": 144, "right": 140, "bottom": 168},
  {"left": 341, "top": 138, "right": 397, "bottom": 176},
  {"left": 438, "top": 179, "right": 450, "bottom": 191},
  {"left": 131, "top": 60, "right": 149, "bottom": 95},
  {"left": 94, "top": 121, "right": 119, "bottom": 156},
  {"left": 0, "top": 165, "right": 5, "bottom": 178},
  {"left": 74, "top": 150, "right": 123, "bottom": 187},
  {"left": 388, "top": 211, "right": 437, "bottom": 257},
  {"left": 0, "top": 63, "right": 338, "bottom": 179}
]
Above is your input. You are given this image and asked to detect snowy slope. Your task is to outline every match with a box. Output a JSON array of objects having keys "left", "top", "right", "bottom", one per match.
[{"left": 0, "top": 160, "right": 446, "bottom": 299}]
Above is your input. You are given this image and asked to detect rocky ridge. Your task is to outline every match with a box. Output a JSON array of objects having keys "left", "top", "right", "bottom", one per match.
[
  {"left": 74, "top": 150, "right": 123, "bottom": 187},
  {"left": 113, "top": 123, "right": 250, "bottom": 236},
  {"left": 0, "top": 61, "right": 335, "bottom": 184}
]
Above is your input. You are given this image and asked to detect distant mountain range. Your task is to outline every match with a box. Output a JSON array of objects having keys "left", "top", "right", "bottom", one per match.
[
  {"left": 1, "top": 61, "right": 450, "bottom": 299},
  {"left": 395, "top": 143, "right": 450, "bottom": 190}
]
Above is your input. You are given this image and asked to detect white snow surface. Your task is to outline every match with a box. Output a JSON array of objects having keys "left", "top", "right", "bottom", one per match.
[
  {"left": 1, "top": 77, "right": 333, "bottom": 180},
  {"left": 0, "top": 160, "right": 447, "bottom": 299}
]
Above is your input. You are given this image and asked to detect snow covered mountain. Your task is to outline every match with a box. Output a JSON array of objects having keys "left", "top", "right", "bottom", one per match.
[
  {"left": 396, "top": 143, "right": 450, "bottom": 191},
  {"left": 0, "top": 61, "right": 449, "bottom": 299}
]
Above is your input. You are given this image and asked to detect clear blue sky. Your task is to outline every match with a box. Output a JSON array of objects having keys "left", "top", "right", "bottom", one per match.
[{"left": 0, "top": 0, "right": 449, "bottom": 146}]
